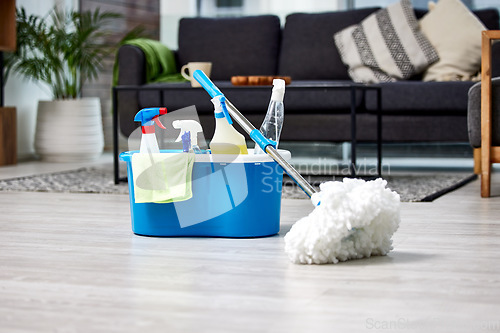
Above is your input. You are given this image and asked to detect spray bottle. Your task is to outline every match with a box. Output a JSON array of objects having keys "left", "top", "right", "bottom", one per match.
[
  {"left": 134, "top": 107, "right": 167, "bottom": 154},
  {"left": 210, "top": 95, "right": 248, "bottom": 155},
  {"left": 172, "top": 120, "right": 203, "bottom": 153},
  {"left": 254, "top": 79, "right": 285, "bottom": 154}
]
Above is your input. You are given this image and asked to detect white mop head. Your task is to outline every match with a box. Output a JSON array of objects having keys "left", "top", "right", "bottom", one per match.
[{"left": 284, "top": 178, "right": 400, "bottom": 265}]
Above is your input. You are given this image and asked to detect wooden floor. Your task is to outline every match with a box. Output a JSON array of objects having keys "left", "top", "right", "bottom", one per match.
[{"left": 1, "top": 155, "right": 500, "bottom": 332}]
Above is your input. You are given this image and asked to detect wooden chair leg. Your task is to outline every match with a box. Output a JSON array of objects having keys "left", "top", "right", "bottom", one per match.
[
  {"left": 480, "top": 137, "right": 492, "bottom": 198},
  {"left": 481, "top": 162, "right": 491, "bottom": 198},
  {"left": 481, "top": 135, "right": 491, "bottom": 198},
  {"left": 477, "top": 145, "right": 492, "bottom": 197},
  {"left": 480, "top": 31, "right": 499, "bottom": 198},
  {"left": 473, "top": 148, "right": 481, "bottom": 174}
]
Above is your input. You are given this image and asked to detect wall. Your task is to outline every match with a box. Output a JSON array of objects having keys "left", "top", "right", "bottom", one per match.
[
  {"left": 160, "top": 1, "right": 194, "bottom": 50},
  {"left": 160, "top": 0, "right": 343, "bottom": 49},
  {"left": 80, "top": 0, "right": 160, "bottom": 151},
  {"left": 80, "top": 0, "right": 160, "bottom": 102}
]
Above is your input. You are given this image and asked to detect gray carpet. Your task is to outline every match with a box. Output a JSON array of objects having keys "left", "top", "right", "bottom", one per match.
[
  {"left": 282, "top": 174, "right": 477, "bottom": 202},
  {"left": 0, "top": 167, "right": 477, "bottom": 202}
]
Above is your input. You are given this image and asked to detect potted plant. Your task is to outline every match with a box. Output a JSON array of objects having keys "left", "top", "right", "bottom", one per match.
[{"left": 7, "top": 7, "right": 121, "bottom": 162}]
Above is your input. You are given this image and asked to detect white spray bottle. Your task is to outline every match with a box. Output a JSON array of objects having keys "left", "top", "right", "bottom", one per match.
[
  {"left": 172, "top": 120, "right": 203, "bottom": 153},
  {"left": 134, "top": 107, "right": 167, "bottom": 154},
  {"left": 210, "top": 95, "right": 248, "bottom": 155},
  {"left": 254, "top": 79, "right": 285, "bottom": 154}
]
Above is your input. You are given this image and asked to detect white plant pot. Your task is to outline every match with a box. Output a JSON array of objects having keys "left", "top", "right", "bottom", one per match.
[
  {"left": 100, "top": 98, "right": 128, "bottom": 152},
  {"left": 35, "top": 98, "right": 104, "bottom": 162}
]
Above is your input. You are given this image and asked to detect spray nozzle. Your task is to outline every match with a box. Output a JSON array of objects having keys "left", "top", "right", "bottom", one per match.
[
  {"left": 134, "top": 107, "right": 167, "bottom": 130},
  {"left": 271, "top": 79, "right": 285, "bottom": 102},
  {"left": 172, "top": 120, "right": 203, "bottom": 149},
  {"left": 211, "top": 95, "right": 233, "bottom": 125}
]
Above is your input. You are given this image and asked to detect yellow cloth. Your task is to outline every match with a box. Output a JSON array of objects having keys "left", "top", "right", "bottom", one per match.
[{"left": 131, "top": 153, "right": 195, "bottom": 204}]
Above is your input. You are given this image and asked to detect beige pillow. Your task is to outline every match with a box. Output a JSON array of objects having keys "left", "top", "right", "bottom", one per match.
[
  {"left": 334, "top": 0, "right": 438, "bottom": 83},
  {"left": 420, "top": 0, "right": 486, "bottom": 81}
]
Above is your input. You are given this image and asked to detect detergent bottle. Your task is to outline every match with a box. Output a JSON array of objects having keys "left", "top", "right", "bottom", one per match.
[
  {"left": 172, "top": 120, "right": 203, "bottom": 153},
  {"left": 134, "top": 107, "right": 167, "bottom": 154},
  {"left": 254, "top": 79, "right": 285, "bottom": 154},
  {"left": 210, "top": 95, "right": 248, "bottom": 154}
]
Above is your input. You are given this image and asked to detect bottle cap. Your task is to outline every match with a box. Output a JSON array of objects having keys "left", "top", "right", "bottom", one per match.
[{"left": 271, "top": 79, "right": 285, "bottom": 102}]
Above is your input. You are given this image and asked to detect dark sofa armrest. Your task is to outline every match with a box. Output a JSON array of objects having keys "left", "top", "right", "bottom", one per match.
[
  {"left": 115, "top": 45, "right": 148, "bottom": 139},
  {"left": 491, "top": 39, "right": 500, "bottom": 77},
  {"left": 115, "top": 44, "right": 181, "bottom": 138},
  {"left": 117, "top": 45, "right": 147, "bottom": 85}
]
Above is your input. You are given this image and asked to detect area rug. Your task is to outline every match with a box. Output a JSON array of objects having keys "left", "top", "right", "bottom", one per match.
[
  {"left": 281, "top": 174, "right": 477, "bottom": 202},
  {"left": 0, "top": 167, "right": 477, "bottom": 202}
]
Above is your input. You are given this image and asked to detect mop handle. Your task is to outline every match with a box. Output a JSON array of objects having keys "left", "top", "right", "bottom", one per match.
[
  {"left": 193, "top": 70, "right": 317, "bottom": 198},
  {"left": 224, "top": 99, "right": 316, "bottom": 197}
]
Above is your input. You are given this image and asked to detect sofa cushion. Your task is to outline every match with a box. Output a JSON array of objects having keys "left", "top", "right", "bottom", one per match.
[
  {"left": 334, "top": 0, "right": 439, "bottom": 83},
  {"left": 177, "top": 15, "right": 281, "bottom": 81},
  {"left": 278, "top": 8, "right": 379, "bottom": 80},
  {"left": 365, "top": 81, "right": 476, "bottom": 114},
  {"left": 420, "top": 0, "right": 487, "bottom": 82},
  {"left": 473, "top": 8, "right": 500, "bottom": 30}
]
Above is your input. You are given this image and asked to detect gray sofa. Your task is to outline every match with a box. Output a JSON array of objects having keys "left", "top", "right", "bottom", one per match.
[{"left": 115, "top": 7, "right": 500, "bottom": 148}]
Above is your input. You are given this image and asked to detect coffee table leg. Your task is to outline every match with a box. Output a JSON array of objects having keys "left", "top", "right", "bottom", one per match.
[
  {"left": 113, "top": 87, "right": 120, "bottom": 184},
  {"left": 350, "top": 86, "right": 357, "bottom": 177},
  {"left": 377, "top": 87, "right": 382, "bottom": 177}
]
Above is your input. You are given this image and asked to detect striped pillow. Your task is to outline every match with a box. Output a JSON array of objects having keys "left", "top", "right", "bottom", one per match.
[{"left": 334, "top": 0, "right": 439, "bottom": 83}]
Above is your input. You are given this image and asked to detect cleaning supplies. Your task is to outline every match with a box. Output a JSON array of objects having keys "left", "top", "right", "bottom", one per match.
[
  {"left": 132, "top": 106, "right": 195, "bottom": 204},
  {"left": 172, "top": 120, "right": 203, "bottom": 153},
  {"left": 254, "top": 79, "right": 285, "bottom": 154},
  {"left": 134, "top": 107, "right": 168, "bottom": 154},
  {"left": 193, "top": 69, "right": 313, "bottom": 196},
  {"left": 210, "top": 95, "right": 248, "bottom": 154},
  {"left": 193, "top": 70, "right": 401, "bottom": 265},
  {"left": 284, "top": 178, "right": 400, "bottom": 264},
  {"left": 131, "top": 152, "right": 195, "bottom": 203}
]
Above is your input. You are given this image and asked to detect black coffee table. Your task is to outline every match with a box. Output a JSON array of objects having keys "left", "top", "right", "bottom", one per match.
[
  {"left": 272, "top": 82, "right": 382, "bottom": 177},
  {"left": 112, "top": 82, "right": 382, "bottom": 184}
]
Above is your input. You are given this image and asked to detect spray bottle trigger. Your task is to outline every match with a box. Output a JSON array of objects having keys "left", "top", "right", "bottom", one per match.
[{"left": 153, "top": 116, "right": 166, "bottom": 129}]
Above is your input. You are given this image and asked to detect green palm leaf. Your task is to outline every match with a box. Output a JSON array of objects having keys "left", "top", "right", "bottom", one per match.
[{"left": 5, "top": 6, "right": 126, "bottom": 100}]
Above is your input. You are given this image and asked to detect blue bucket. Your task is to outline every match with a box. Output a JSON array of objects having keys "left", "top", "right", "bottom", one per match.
[{"left": 119, "top": 149, "right": 291, "bottom": 238}]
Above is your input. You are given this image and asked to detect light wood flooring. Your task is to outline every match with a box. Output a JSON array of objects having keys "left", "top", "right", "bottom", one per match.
[{"left": 0, "top": 154, "right": 499, "bottom": 333}]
